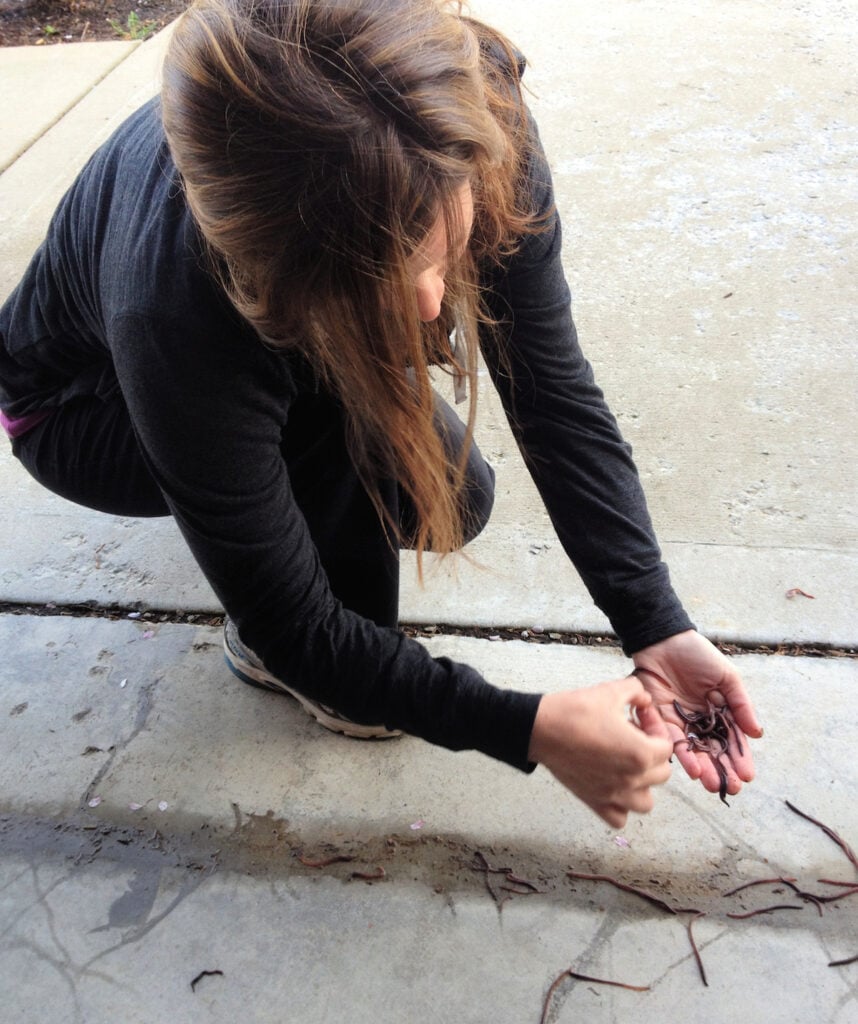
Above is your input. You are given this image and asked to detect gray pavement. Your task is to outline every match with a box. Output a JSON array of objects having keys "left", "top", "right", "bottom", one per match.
[{"left": 0, "top": 2, "right": 856, "bottom": 1022}]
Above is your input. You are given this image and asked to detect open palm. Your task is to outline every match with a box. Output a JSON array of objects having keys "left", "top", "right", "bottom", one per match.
[{"left": 632, "top": 630, "right": 762, "bottom": 800}]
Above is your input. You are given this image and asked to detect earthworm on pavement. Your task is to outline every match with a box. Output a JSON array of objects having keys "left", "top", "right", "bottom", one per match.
[
  {"left": 298, "top": 854, "right": 356, "bottom": 868},
  {"left": 806, "top": 888, "right": 858, "bottom": 904},
  {"left": 726, "top": 904, "right": 803, "bottom": 919},
  {"left": 540, "top": 969, "right": 649, "bottom": 1024},
  {"left": 471, "top": 850, "right": 507, "bottom": 908},
  {"left": 499, "top": 884, "right": 546, "bottom": 896},
  {"left": 784, "top": 801, "right": 858, "bottom": 869},
  {"left": 566, "top": 871, "right": 701, "bottom": 915},
  {"left": 350, "top": 867, "right": 386, "bottom": 881},
  {"left": 190, "top": 969, "right": 224, "bottom": 992},
  {"left": 722, "top": 877, "right": 797, "bottom": 897},
  {"left": 828, "top": 955, "right": 858, "bottom": 967},
  {"left": 686, "top": 913, "right": 708, "bottom": 987},
  {"left": 506, "top": 873, "right": 542, "bottom": 891}
]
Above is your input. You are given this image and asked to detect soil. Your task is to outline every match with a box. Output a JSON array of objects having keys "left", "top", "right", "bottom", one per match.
[{"left": 0, "top": 0, "right": 187, "bottom": 47}]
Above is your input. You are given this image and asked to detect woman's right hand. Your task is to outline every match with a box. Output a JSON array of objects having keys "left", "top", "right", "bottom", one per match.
[{"left": 527, "top": 677, "right": 674, "bottom": 828}]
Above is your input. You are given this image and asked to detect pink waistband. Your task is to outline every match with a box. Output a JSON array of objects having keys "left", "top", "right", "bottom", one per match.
[{"left": 0, "top": 408, "right": 52, "bottom": 439}]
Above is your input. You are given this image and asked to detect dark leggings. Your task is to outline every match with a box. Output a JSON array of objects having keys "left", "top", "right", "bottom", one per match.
[{"left": 12, "top": 390, "right": 495, "bottom": 628}]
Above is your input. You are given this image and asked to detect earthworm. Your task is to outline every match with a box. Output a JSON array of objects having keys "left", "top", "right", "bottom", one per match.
[
  {"left": 350, "top": 867, "right": 386, "bottom": 881},
  {"left": 672, "top": 700, "right": 698, "bottom": 725},
  {"left": 771, "top": 875, "right": 858, "bottom": 909},
  {"left": 672, "top": 699, "right": 744, "bottom": 805},
  {"left": 471, "top": 850, "right": 506, "bottom": 908},
  {"left": 472, "top": 850, "right": 512, "bottom": 874},
  {"left": 710, "top": 753, "right": 730, "bottom": 806},
  {"left": 499, "top": 884, "right": 546, "bottom": 896},
  {"left": 540, "top": 968, "right": 649, "bottom": 1023},
  {"left": 796, "top": 893, "right": 824, "bottom": 916},
  {"left": 506, "top": 872, "right": 542, "bottom": 891},
  {"left": 722, "top": 877, "right": 798, "bottom": 897},
  {"left": 726, "top": 714, "right": 745, "bottom": 756},
  {"left": 806, "top": 888, "right": 858, "bottom": 904},
  {"left": 818, "top": 878, "right": 858, "bottom": 887},
  {"left": 566, "top": 871, "right": 686, "bottom": 915},
  {"left": 686, "top": 912, "right": 708, "bottom": 987},
  {"left": 190, "top": 969, "right": 224, "bottom": 992},
  {"left": 785, "top": 588, "right": 815, "bottom": 599},
  {"left": 828, "top": 955, "right": 858, "bottom": 967},
  {"left": 298, "top": 854, "right": 356, "bottom": 868},
  {"left": 726, "top": 904, "right": 803, "bottom": 919},
  {"left": 784, "top": 800, "right": 858, "bottom": 869}
]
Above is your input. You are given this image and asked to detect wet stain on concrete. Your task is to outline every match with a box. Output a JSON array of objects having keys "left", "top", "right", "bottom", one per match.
[
  {"left": 2, "top": 804, "right": 853, "bottom": 926},
  {"left": 9, "top": 702, "right": 28, "bottom": 717},
  {"left": 91, "top": 866, "right": 162, "bottom": 932},
  {"left": 0, "top": 804, "right": 854, "bottom": 1021}
]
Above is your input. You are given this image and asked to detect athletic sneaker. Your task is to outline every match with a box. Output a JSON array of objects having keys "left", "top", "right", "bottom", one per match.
[{"left": 222, "top": 617, "right": 402, "bottom": 740}]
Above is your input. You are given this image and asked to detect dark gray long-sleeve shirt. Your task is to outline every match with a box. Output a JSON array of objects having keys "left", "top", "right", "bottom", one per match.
[{"left": 0, "top": 97, "right": 693, "bottom": 772}]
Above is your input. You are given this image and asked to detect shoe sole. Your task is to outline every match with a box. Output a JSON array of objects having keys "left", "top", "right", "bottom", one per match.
[{"left": 223, "top": 639, "right": 402, "bottom": 741}]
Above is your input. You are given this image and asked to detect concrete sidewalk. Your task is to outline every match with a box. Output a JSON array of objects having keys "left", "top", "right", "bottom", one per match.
[
  {"left": 0, "top": 1, "right": 856, "bottom": 1022},
  {"left": 2, "top": 617, "right": 856, "bottom": 1022}
]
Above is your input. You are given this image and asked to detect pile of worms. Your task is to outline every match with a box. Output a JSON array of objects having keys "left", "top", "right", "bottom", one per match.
[
  {"left": 538, "top": 799, "right": 857, "bottom": 1023},
  {"left": 672, "top": 698, "right": 743, "bottom": 805}
]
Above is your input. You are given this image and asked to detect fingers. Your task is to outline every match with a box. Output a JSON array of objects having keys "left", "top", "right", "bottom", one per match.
[
  {"left": 709, "top": 680, "right": 764, "bottom": 740},
  {"left": 591, "top": 739, "right": 671, "bottom": 826},
  {"left": 670, "top": 731, "right": 751, "bottom": 797},
  {"left": 593, "top": 770, "right": 665, "bottom": 828},
  {"left": 531, "top": 683, "right": 674, "bottom": 826},
  {"left": 635, "top": 700, "right": 672, "bottom": 742},
  {"left": 669, "top": 735, "right": 703, "bottom": 781},
  {"left": 620, "top": 677, "right": 672, "bottom": 762},
  {"left": 594, "top": 804, "right": 628, "bottom": 829}
]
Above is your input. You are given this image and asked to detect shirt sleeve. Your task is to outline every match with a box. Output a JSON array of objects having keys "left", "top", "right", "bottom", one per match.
[
  {"left": 479, "top": 113, "right": 695, "bottom": 655},
  {"left": 108, "top": 308, "right": 541, "bottom": 770}
]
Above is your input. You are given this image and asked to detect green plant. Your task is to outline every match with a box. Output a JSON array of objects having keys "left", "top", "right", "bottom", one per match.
[
  {"left": 42, "top": 24, "right": 60, "bottom": 36},
  {"left": 107, "top": 11, "right": 158, "bottom": 41}
]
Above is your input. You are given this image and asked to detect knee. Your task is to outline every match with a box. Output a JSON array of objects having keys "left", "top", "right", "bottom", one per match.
[{"left": 459, "top": 454, "right": 495, "bottom": 545}]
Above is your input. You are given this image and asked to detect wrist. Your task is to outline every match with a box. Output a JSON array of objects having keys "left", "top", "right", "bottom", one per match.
[{"left": 631, "top": 627, "right": 698, "bottom": 660}]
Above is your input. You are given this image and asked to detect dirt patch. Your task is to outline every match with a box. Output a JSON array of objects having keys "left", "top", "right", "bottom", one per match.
[{"left": 0, "top": 0, "right": 187, "bottom": 47}]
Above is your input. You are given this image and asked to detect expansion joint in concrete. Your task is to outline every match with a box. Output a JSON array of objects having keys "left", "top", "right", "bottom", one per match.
[{"left": 0, "top": 602, "right": 855, "bottom": 660}]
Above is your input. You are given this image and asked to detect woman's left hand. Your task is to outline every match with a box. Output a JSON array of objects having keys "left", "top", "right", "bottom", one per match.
[{"left": 631, "top": 630, "right": 763, "bottom": 800}]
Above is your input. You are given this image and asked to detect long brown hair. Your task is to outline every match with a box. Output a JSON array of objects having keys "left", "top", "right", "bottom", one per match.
[{"left": 162, "top": 0, "right": 538, "bottom": 566}]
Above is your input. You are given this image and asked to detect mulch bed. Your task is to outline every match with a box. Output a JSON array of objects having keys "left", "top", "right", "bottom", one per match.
[{"left": 0, "top": 0, "right": 187, "bottom": 46}]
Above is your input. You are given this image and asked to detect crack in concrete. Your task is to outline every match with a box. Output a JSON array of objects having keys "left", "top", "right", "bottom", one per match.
[
  {"left": 0, "top": 604, "right": 855, "bottom": 657},
  {"left": 541, "top": 914, "right": 624, "bottom": 1023},
  {"left": 648, "top": 916, "right": 732, "bottom": 991},
  {"left": 79, "top": 678, "right": 159, "bottom": 810}
]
